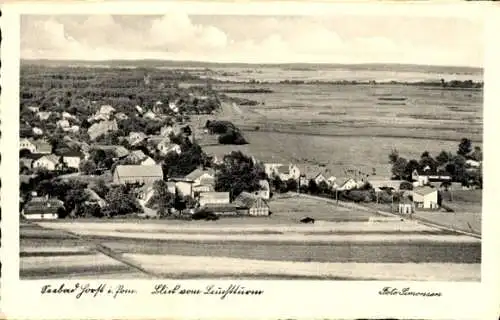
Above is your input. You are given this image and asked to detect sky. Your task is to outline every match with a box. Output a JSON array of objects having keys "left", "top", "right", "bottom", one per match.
[{"left": 21, "top": 14, "right": 484, "bottom": 67}]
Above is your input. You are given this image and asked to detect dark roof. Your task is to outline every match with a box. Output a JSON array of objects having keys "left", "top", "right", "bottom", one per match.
[
  {"left": 234, "top": 192, "right": 269, "bottom": 209},
  {"left": 200, "top": 203, "right": 240, "bottom": 212},
  {"left": 57, "top": 149, "right": 84, "bottom": 158},
  {"left": 23, "top": 198, "right": 64, "bottom": 215}
]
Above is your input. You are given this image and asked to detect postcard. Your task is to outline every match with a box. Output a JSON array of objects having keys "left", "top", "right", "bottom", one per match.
[{"left": 1, "top": 1, "right": 499, "bottom": 319}]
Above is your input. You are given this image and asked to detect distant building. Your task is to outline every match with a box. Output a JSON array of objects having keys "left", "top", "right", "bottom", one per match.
[
  {"left": 99, "top": 105, "right": 115, "bottom": 117},
  {"left": 141, "top": 157, "right": 156, "bottom": 166},
  {"left": 128, "top": 132, "right": 147, "bottom": 146},
  {"left": 398, "top": 198, "right": 414, "bottom": 215},
  {"left": 36, "top": 111, "right": 52, "bottom": 121},
  {"left": 33, "top": 154, "right": 60, "bottom": 171},
  {"left": 411, "top": 169, "right": 451, "bottom": 187},
  {"left": 413, "top": 186, "right": 439, "bottom": 209},
  {"left": 157, "top": 142, "right": 181, "bottom": 156},
  {"left": 337, "top": 178, "right": 358, "bottom": 191},
  {"left": 199, "top": 192, "right": 230, "bottom": 206},
  {"left": 252, "top": 180, "right": 270, "bottom": 200},
  {"left": 115, "top": 112, "right": 129, "bottom": 121},
  {"left": 143, "top": 111, "right": 156, "bottom": 120},
  {"left": 465, "top": 159, "right": 481, "bottom": 168},
  {"left": 173, "top": 168, "right": 215, "bottom": 197},
  {"left": 62, "top": 112, "right": 77, "bottom": 120},
  {"left": 234, "top": 192, "right": 270, "bottom": 216},
  {"left": 58, "top": 150, "right": 84, "bottom": 169},
  {"left": 368, "top": 177, "right": 405, "bottom": 192},
  {"left": 22, "top": 196, "right": 64, "bottom": 220},
  {"left": 87, "top": 120, "right": 118, "bottom": 141},
  {"left": 19, "top": 138, "right": 52, "bottom": 154},
  {"left": 275, "top": 164, "right": 301, "bottom": 181},
  {"left": 113, "top": 164, "right": 163, "bottom": 185},
  {"left": 32, "top": 127, "right": 43, "bottom": 135},
  {"left": 93, "top": 145, "right": 130, "bottom": 159}
]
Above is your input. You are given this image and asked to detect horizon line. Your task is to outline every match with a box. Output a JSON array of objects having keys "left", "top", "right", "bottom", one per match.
[{"left": 20, "top": 58, "right": 484, "bottom": 71}]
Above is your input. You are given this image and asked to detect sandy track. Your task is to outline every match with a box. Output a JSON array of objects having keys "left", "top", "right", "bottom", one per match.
[
  {"left": 21, "top": 253, "right": 125, "bottom": 269},
  {"left": 125, "top": 254, "right": 481, "bottom": 281},
  {"left": 36, "top": 220, "right": 443, "bottom": 234}
]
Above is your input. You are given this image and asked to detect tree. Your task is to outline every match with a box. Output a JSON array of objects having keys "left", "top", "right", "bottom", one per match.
[
  {"left": 103, "top": 185, "right": 142, "bottom": 217},
  {"left": 308, "top": 179, "right": 319, "bottom": 195},
  {"left": 470, "top": 146, "right": 482, "bottom": 161},
  {"left": 388, "top": 149, "right": 399, "bottom": 164},
  {"left": 286, "top": 179, "right": 298, "bottom": 193},
  {"left": 149, "top": 180, "right": 175, "bottom": 216},
  {"left": 457, "top": 138, "right": 472, "bottom": 157},
  {"left": 391, "top": 157, "right": 408, "bottom": 180},
  {"left": 318, "top": 181, "right": 330, "bottom": 194},
  {"left": 79, "top": 160, "right": 97, "bottom": 175},
  {"left": 400, "top": 181, "right": 413, "bottom": 190},
  {"left": 214, "top": 151, "right": 266, "bottom": 199},
  {"left": 436, "top": 150, "right": 453, "bottom": 166},
  {"left": 404, "top": 159, "right": 420, "bottom": 180}
]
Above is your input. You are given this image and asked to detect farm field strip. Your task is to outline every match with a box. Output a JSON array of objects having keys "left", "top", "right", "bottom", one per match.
[
  {"left": 37, "top": 220, "right": 445, "bottom": 233},
  {"left": 123, "top": 254, "right": 481, "bottom": 281}
]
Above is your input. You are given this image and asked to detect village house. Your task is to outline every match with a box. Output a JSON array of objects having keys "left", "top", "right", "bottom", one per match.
[
  {"left": 37, "top": 111, "right": 52, "bottom": 120},
  {"left": 62, "top": 112, "right": 77, "bottom": 120},
  {"left": 32, "top": 127, "right": 43, "bottom": 136},
  {"left": 199, "top": 192, "right": 230, "bottom": 206},
  {"left": 27, "top": 106, "right": 40, "bottom": 113},
  {"left": 264, "top": 163, "right": 283, "bottom": 178},
  {"left": 57, "top": 119, "right": 70, "bottom": 130},
  {"left": 87, "top": 120, "right": 118, "bottom": 141},
  {"left": 465, "top": 159, "right": 481, "bottom": 169},
  {"left": 93, "top": 145, "right": 130, "bottom": 160},
  {"left": 143, "top": 111, "right": 157, "bottom": 120},
  {"left": 252, "top": 179, "right": 270, "bottom": 200},
  {"left": 368, "top": 177, "right": 405, "bottom": 192},
  {"left": 327, "top": 176, "right": 338, "bottom": 189},
  {"left": 411, "top": 169, "right": 452, "bottom": 187},
  {"left": 337, "top": 178, "right": 358, "bottom": 191},
  {"left": 19, "top": 138, "right": 52, "bottom": 154},
  {"left": 398, "top": 198, "right": 415, "bottom": 215},
  {"left": 98, "top": 105, "right": 115, "bottom": 119},
  {"left": 113, "top": 164, "right": 164, "bottom": 185},
  {"left": 312, "top": 172, "right": 327, "bottom": 185},
  {"left": 234, "top": 192, "right": 271, "bottom": 216},
  {"left": 58, "top": 150, "right": 84, "bottom": 169},
  {"left": 274, "top": 164, "right": 301, "bottom": 181},
  {"left": 413, "top": 186, "right": 439, "bottom": 209},
  {"left": 33, "top": 154, "right": 60, "bottom": 171},
  {"left": 128, "top": 132, "right": 147, "bottom": 146},
  {"left": 157, "top": 141, "right": 181, "bottom": 156},
  {"left": 21, "top": 196, "right": 64, "bottom": 220},
  {"left": 65, "top": 125, "right": 80, "bottom": 133},
  {"left": 115, "top": 112, "right": 129, "bottom": 121},
  {"left": 169, "top": 101, "right": 179, "bottom": 113},
  {"left": 173, "top": 168, "right": 215, "bottom": 197}
]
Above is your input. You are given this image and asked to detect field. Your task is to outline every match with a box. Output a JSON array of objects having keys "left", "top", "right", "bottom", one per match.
[{"left": 200, "top": 82, "right": 483, "bottom": 178}]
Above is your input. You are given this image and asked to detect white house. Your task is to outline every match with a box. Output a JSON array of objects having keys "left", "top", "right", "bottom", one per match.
[
  {"left": 264, "top": 163, "right": 283, "bottom": 178},
  {"left": 128, "top": 132, "right": 147, "bottom": 146},
  {"left": 56, "top": 119, "right": 71, "bottom": 129},
  {"left": 143, "top": 111, "right": 156, "bottom": 120},
  {"left": 253, "top": 179, "right": 270, "bottom": 200},
  {"left": 33, "top": 154, "right": 60, "bottom": 171},
  {"left": 413, "top": 186, "right": 439, "bottom": 209},
  {"left": 32, "top": 127, "right": 43, "bottom": 135},
  {"left": 327, "top": 176, "right": 338, "bottom": 188},
  {"left": 62, "top": 112, "right": 77, "bottom": 120},
  {"left": 59, "top": 150, "right": 84, "bottom": 169},
  {"left": 158, "top": 142, "right": 181, "bottom": 156},
  {"left": 313, "top": 173, "right": 327, "bottom": 185},
  {"left": 169, "top": 101, "right": 179, "bottom": 113},
  {"left": 338, "top": 178, "right": 358, "bottom": 191},
  {"left": 465, "top": 159, "right": 481, "bottom": 168},
  {"left": 22, "top": 197, "right": 64, "bottom": 220},
  {"left": 173, "top": 168, "right": 215, "bottom": 197},
  {"left": 19, "top": 138, "right": 36, "bottom": 153}
]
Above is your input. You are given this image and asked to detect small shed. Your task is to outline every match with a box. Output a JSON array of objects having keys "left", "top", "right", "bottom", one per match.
[{"left": 398, "top": 198, "right": 414, "bottom": 215}]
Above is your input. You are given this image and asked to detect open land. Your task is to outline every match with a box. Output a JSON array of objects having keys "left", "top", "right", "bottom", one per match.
[{"left": 19, "top": 63, "right": 483, "bottom": 280}]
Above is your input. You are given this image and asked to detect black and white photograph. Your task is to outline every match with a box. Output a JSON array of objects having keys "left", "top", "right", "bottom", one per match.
[{"left": 15, "top": 10, "right": 485, "bottom": 281}]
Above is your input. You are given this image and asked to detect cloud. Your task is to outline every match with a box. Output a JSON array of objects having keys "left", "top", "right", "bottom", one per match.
[{"left": 20, "top": 13, "right": 483, "bottom": 67}]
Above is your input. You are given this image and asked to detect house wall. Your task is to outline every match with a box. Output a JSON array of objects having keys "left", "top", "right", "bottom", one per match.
[
  {"left": 23, "top": 213, "right": 58, "bottom": 220},
  {"left": 63, "top": 156, "right": 81, "bottom": 169},
  {"left": 315, "top": 175, "right": 327, "bottom": 184},
  {"left": 288, "top": 165, "right": 301, "bottom": 180},
  {"left": 413, "top": 191, "right": 438, "bottom": 209},
  {"left": 33, "top": 158, "right": 56, "bottom": 171},
  {"left": 20, "top": 139, "right": 36, "bottom": 153},
  {"left": 249, "top": 206, "right": 270, "bottom": 216},
  {"left": 114, "top": 174, "right": 162, "bottom": 185},
  {"left": 199, "top": 193, "right": 230, "bottom": 206},
  {"left": 176, "top": 181, "right": 193, "bottom": 197}
]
